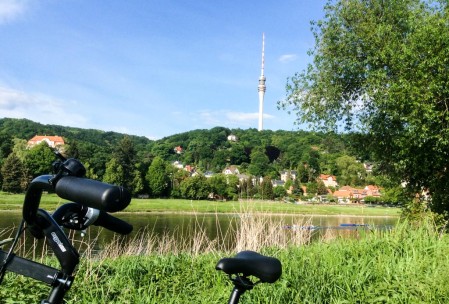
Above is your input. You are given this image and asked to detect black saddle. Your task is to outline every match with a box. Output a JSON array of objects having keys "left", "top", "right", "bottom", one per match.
[{"left": 215, "top": 250, "right": 282, "bottom": 283}]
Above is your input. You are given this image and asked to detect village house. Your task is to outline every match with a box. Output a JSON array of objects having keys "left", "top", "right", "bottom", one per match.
[
  {"left": 227, "top": 134, "right": 238, "bottom": 142},
  {"left": 223, "top": 165, "right": 240, "bottom": 175},
  {"left": 174, "top": 146, "right": 183, "bottom": 154},
  {"left": 332, "top": 185, "right": 381, "bottom": 203},
  {"left": 272, "top": 180, "right": 285, "bottom": 187},
  {"left": 184, "top": 165, "right": 195, "bottom": 174},
  {"left": 319, "top": 174, "right": 338, "bottom": 188},
  {"left": 27, "top": 135, "right": 65, "bottom": 149},
  {"left": 280, "top": 170, "right": 297, "bottom": 182},
  {"left": 172, "top": 161, "right": 184, "bottom": 169}
]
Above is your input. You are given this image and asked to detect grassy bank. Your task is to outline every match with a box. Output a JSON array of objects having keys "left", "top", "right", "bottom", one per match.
[
  {"left": 0, "top": 192, "right": 400, "bottom": 217},
  {"left": 1, "top": 220, "right": 448, "bottom": 303}
]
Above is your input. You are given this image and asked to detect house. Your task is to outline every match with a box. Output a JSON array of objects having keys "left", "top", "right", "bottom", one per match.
[
  {"left": 184, "top": 165, "right": 195, "bottom": 173},
  {"left": 227, "top": 134, "right": 238, "bottom": 142},
  {"left": 364, "top": 163, "right": 373, "bottom": 173},
  {"left": 272, "top": 180, "right": 285, "bottom": 187},
  {"left": 223, "top": 165, "right": 240, "bottom": 175},
  {"left": 174, "top": 146, "right": 183, "bottom": 154},
  {"left": 172, "top": 161, "right": 184, "bottom": 169},
  {"left": 27, "top": 135, "right": 65, "bottom": 149},
  {"left": 332, "top": 185, "right": 382, "bottom": 203},
  {"left": 364, "top": 185, "right": 381, "bottom": 197},
  {"left": 280, "top": 170, "right": 297, "bottom": 182},
  {"left": 333, "top": 188, "right": 352, "bottom": 203},
  {"left": 319, "top": 174, "right": 338, "bottom": 188}
]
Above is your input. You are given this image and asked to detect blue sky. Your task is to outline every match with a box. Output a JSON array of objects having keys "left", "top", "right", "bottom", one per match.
[{"left": 0, "top": 0, "right": 326, "bottom": 139}]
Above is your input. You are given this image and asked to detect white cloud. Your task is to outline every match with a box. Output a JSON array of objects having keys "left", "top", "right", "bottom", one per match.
[
  {"left": 0, "top": 0, "right": 29, "bottom": 24},
  {"left": 194, "top": 109, "right": 274, "bottom": 129},
  {"left": 0, "top": 85, "right": 87, "bottom": 126},
  {"left": 279, "top": 54, "right": 297, "bottom": 63},
  {"left": 226, "top": 111, "right": 274, "bottom": 122}
]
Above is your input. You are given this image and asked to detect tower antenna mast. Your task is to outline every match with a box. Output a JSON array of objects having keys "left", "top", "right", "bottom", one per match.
[{"left": 258, "top": 33, "right": 266, "bottom": 131}]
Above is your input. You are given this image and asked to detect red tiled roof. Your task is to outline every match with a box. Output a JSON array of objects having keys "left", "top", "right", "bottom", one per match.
[
  {"left": 333, "top": 190, "right": 352, "bottom": 198},
  {"left": 320, "top": 174, "right": 337, "bottom": 181},
  {"left": 28, "top": 135, "right": 65, "bottom": 147}
]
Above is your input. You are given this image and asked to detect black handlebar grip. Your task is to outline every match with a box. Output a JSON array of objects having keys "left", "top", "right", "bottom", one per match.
[
  {"left": 55, "top": 176, "right": 131, "bottom": 212},
  {"left": 94, "top": 211, "right": 133, "bottom": 235}
]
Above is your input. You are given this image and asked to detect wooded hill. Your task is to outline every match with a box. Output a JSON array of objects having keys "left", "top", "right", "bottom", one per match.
[
  {"left": 0, "top": 117, "right": 383, "bottom": 198},
  {"left": 0, "top": 118, "right": 365, "bottom": 168}
]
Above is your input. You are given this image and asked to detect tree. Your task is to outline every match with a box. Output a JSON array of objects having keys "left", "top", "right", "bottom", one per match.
[
  {"left": 229, "top": 143, "right": 249, "bottom": 165},
  {"left": 225, "top": 174, "right": 239, "bottom": 200},
  {"left": 103, "top": 158, "right": 125, "bottom": 185},
  {"left": 273, "top": 186, "right": 287, "bottom": 199},
  {"left": 1, "top": 153, "right": 28, "bottom": 193},
  {"left": 113, "top": 136, "right": 137, "bottom": 189},
  {"left": 24, "top": 142, "right": 55, "bottom": 177},
  {"left": 179, "top": 175, "right": 210, "bottom": 200},
  {"left": 170, "top": 169, "right": 190, "bottom": 198},
  {"left": 0, "top": 134, "right": 12, "bottom": 160},
  {"left": 239, "top": 177, "right": 255, "bottom": 199},
  {"left": 304, "top": 149, "right": 320, "bottom": 182},
  {"left": 64, "top": 140, "right": 80, "bottom": 159},
  {"left": 316, "top": 180, "right": 328, "bottom": 195},
  {"left": 207, "top": 173, "right": 228, "bottom": 199},
  {"left": 259, "top": 176, "right": 274, "bottom": 200},
  {"left": 248, "top": 147, "right": 270, "bottom": 177},
  {"left": 146, "top": 156, "right": 170, "bottom": 197},
  {"left": 279, "top": 0, "right": 449, "bottom": 214},
  {"left": 210, "top": 150, "right": 229, "bottom": 172},
  {"left": 335, "top": 155, "right": 366, "bottom": 186}
]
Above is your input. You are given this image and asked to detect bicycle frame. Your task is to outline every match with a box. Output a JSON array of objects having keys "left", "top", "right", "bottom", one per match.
[
  {"left": 0, "top": 154, "right": 132, "bottom": 304},
  {"left": 1, "top": 153, "right": 281, "bottom": 303},
  {"left": 0, "top": 177, "right": 80, "bottom": 303}
]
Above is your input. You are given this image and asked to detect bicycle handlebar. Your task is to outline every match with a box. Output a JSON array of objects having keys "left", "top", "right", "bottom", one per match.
[
  {"left": 1, "top": 154, "right": 134, "bottom": 304},
  {"left": 94, "top": 210, "right": 133, "bottom": 234},
  {"left": 23, "top": 174, "right": 131, "bottom": 229},
  {"left": 55, "top": 176, "right": 131, "bottom": 213},
  {"left": 52, "top": 203, "right": 133, "bottom": 235}
]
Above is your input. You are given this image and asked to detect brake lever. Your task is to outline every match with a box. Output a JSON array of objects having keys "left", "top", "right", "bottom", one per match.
[{"left": 52, "top": 203, "right": 100, "bottom": 232}]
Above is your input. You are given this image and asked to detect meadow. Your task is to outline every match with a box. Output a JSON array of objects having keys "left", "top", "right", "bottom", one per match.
[
  {"left": 1, "top": 217, "right": 448, "bottom": 303},
  {"left": 2, "top": 192, "right": 418, "bottom": 303},
  {"left": 0, "top": 192, "right": 400, "bottom": 217}
]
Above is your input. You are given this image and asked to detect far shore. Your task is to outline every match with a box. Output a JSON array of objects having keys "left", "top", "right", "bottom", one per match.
[{"left": 0, "top": 192, "right": 401, "bottom": 217}]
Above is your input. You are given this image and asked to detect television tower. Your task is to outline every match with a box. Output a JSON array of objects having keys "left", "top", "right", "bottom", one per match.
[{"left": 258, "top": 33, "right": 266, "bottom": 131}]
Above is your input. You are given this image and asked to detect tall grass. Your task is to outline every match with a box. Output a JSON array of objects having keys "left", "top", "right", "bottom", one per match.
[
  {"left": 63, "top": 219, "right": 449, "bottom": 303},
  {"left": 4, "top": 214, "right": 449, "bottom": 303},
  {"left": 96, "top": 211, "right": 314, "bottom": 258}
]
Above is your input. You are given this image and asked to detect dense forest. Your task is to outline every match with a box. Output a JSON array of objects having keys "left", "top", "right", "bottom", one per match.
[{"left": 0, "top": 118, "right": 403, "bottom": 203}]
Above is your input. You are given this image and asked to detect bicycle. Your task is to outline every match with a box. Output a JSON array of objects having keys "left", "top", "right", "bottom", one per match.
[{"left": 0, "top": 152, "right": 282, "bottom": 303}]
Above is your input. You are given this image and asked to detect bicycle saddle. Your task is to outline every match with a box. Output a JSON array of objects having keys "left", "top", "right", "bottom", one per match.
[{"left": 215, "top": 250, "right": 282, "bottom": 283}]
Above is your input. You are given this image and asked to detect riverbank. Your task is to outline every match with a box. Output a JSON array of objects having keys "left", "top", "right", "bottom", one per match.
[
  {"left": 2, "top": 220, "right": 446, "bottom": 303},
  {"left": 0, "top": 192, "right": 401, "bottom": 217}
]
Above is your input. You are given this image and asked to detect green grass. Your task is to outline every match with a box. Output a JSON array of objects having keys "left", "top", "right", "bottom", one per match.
[
  {"left": 0, "top": 192, "right": 400, "bottom": 216},
  {"left": 2, "top": 220, "right": 449, "bottom": 303}
]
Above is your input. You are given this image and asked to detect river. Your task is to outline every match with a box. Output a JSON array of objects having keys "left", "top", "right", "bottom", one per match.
[{"left": 0, "top": 211, "right": 398, "bottom": 256}]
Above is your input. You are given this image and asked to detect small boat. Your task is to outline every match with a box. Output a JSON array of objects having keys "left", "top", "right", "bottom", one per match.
[{"left": 339, "top": 223, "right": 369, "bottom": 227}]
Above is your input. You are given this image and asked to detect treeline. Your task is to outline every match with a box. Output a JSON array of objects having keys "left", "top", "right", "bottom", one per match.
[{"left": 0, "top": 118, "right": 403, "bottom": 202}]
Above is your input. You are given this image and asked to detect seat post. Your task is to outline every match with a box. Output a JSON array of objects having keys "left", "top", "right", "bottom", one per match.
[
  {"left": 227, "top": 286, "right": 244, "bottom": 304},
  {"left": 227, "top": 276, "right": 254, "bottom": 304}
]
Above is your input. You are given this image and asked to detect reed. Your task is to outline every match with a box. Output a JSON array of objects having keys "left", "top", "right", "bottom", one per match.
[
  {"left": 3, "top": 217, "right": 449, "bottom": 303},
  {"left": 91, "top": 211, "right": 314, "bottom": 259}
]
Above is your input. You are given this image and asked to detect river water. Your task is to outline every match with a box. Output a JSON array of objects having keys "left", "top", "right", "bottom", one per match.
[{"left": 0, "top": 211, "right": 398, "bottom": 256}]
